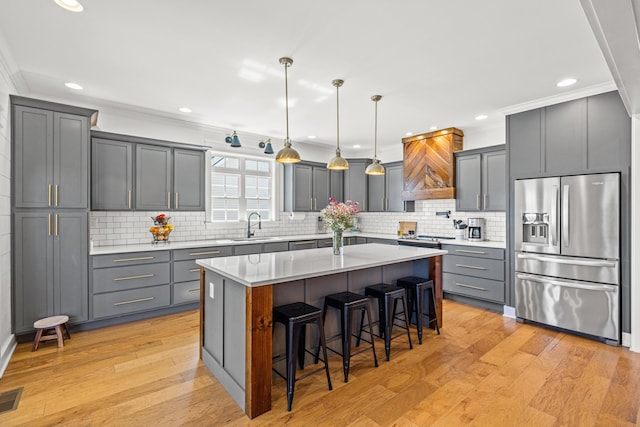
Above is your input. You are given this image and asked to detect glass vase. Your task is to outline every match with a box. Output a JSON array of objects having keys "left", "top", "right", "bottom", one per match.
[{"left": 332, "top": 230, "right": 344, "bottom": 255}]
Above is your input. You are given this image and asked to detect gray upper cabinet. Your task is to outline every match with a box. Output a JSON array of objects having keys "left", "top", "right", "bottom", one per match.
[
  {"left": 92, "top": 138, "right": 133, "bottom": 210},
  {"left": 386, "top": 162, "right": 405, "bottom": 212},
  {"left": 456, "top": 146, "right": 505, "bottom": 212},
  {"left": 344, "top": 159, "right": 370, "bottom": 210},
  {"left": 587, "top": 91, "right": 632, "bottom": 171},
  {"left": 13, "top": 106, "right": 90, "bottom": 209},
  {"left": 330, "top": 170, "right": 344, "bottom": 202},
  {"left": 367, "top": 174, "right": 385, "bottom": 212},
  {"left": 174, "top": 149, "right": 205, "bottom": 211},
  {"left": 136, "top": 144, "right": 173, "bottom": 211},
  {"left": 283, "top": 162, "right": 333, "bottom": 212},
  {"left": 544, "top": 98, "right": 586, "bottom": 174},
  {"left": 507, "top": 109, "right": 542, "bottom": 178}
]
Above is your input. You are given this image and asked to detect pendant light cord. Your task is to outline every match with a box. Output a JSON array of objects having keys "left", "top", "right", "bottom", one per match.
[
  {"left": 336, "top": 83, "right": 340, "bottom": 151},
  {"left": 374, "top": 99, "right": 378, "bottom": 158},
  {"left": 285, "top": 63, "right": 290, "bottom": 142}
]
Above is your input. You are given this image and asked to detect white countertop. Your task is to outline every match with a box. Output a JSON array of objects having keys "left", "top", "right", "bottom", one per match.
[
  {"left": 90, "top": 231, "right": 505, "bottom": 255},
  {"left": 196, "top": 243, "right": 447, "bottom": 287}
]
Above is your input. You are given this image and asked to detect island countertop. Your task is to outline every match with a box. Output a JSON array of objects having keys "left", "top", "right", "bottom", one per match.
[{"left": 195, "top": 243, "right": 447, "bottom": 287}]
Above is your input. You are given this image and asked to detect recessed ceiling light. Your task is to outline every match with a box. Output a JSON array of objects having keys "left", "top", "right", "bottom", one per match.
[
  {"left": 178, "top": 107, "right": 192, "bottom": 113},
  {"left": 557, "top": 78, "right": 577, "bottom": 87},
  {"left": 405, "top": 132, "right": 413, "bottom": 136},
  {"left": 64, "top": 82, "right": 83, "bottom": 90},
  {"left": 429, "top": 126, "right": 437, "bottom": 131},
  {"left": 54, "top": 0, "right": 83, "bottom": 12},
  {"left": 353, "top": 145, "right": 361, "bottom": 149},
  {"left": 475, "top": 114, "right": 488, "bottom": 121},
  {"left": 308, "top": 135, "right": 316, "bottom": 139}
]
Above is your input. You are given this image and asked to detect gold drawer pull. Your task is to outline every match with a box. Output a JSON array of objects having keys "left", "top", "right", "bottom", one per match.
[
  {"left": 455, "top": 283, "right": 487, "bottom": 291},
  {"left": 113, "top": 256, "right": 155, "bottom": 263},
  {"left": 294, "top": 241, "right": 315, "bottom": 245},
  {"left": 189, "top": 250, "right": 220, "bottom": 256},
  {"left": 114, "top": 297, "right": 155, "bottom": 306},
  {"left": 188, "top": 289, "right": 200, "bottom": 293},
  {"left": 189, "top": 268, "right": 200, "bottom": 272},
  {"left": 114, "top": 273, "right": 155, "bottom": 281},
  {"left": 455, "top": 264, "right": 487, "bottom": 270},
  {"left": 455, "top": 249, "right": 487, "bottom": 255}
]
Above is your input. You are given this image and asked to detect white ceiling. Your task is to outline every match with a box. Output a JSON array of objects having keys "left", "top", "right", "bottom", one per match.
[{"left": 0, "top": 0, "right": 614, "bottom": 154}]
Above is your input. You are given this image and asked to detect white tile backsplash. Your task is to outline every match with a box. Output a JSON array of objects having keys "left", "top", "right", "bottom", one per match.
[{"left": 90, "top": 199, "right": 506, "bottom": 247}]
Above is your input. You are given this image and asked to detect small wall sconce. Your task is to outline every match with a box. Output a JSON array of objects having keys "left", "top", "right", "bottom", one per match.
[
  {"left": 225, "top": 131, "right": 241, "bottom": 147},
  {"left": 259, "top": 138, "right": 274, "bottom": 154}
]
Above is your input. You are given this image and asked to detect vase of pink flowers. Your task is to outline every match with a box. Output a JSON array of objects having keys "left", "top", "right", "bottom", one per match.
[{"left": 320, "top": 197, "right": 360, "bottom": 255}]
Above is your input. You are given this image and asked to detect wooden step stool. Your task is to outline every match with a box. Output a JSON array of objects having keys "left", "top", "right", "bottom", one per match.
[{"left": 32, "top": 315, "right": 70, "bottom": 351}]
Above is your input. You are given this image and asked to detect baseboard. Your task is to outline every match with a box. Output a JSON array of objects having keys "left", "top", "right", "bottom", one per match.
[
  {"left": 503, "top": 305, "right": 516, "bottom": 319},
  {"left": 622, "top": 332, "right": 631, "bottom": 348},
  {"left": 0, "top": 334, "right": 16, "bottom": 377}
]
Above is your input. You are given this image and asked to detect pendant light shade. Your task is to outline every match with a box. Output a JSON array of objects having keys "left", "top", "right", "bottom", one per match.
[
  {"left": 275, "top": 57, "right": 301, "bottom": 163},
  {"left": 365, "top": 95, "right": 385, "bottom": 175},
  {"left": 227, "top": 131, "right": 241, "bottom": 148},
  {"left": 327, "top": 79, "right": 349, "bottom": 170},
  {"left": 263, "top": 138, "right": 274, "bottom": 154}
]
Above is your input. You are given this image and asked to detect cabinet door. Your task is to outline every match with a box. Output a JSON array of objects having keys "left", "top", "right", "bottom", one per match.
[
  {"left": 174, "top": 149, "right": 205, "bottom": 211},
  {"left": 344, "top": 161, "right": 368, "bottom": 210},
  {"left": 482, "top": 151, "right": 506, "bottom": 211},
  {"left": 292, "top": 163, "right": 313, "bottom": 211},
  {"left": 54, "top": 112, "right": 89, "bottom": 208},
  {"left": 587, "top": 91, "right": 631, "bottom": 171},
  {"left": 13, "top": 106, "right": 54, "bottom": 208},
  {"left": 367, "top": 175, "right": 385, "bottom": 212},
  {"left": 508, "top": 109, "right": 542, "bottom": 177},
  {"left": 386, "top": 164, "right": 404, "bottom": 212},
  {"left": 545, "top": 98, "right": 586, "bottom": 174},
  {"left": 330, "top": 170, "right": 344, "bottom": 202},
  {"left": 13, "top": 212, "right": 54, "bottom": 333},
  {"left": 91, "top": 138, "right": 133, "bottom": 210},
  {"left": 455, "top": 154, "right": 481, "bottom": 211},
  {"left": 136, "top": 144, "right": 173, "bottom": 211},
  {"left": 312, "top": 166, "right": 330, "bottom": 211},
  {"left": 53, "top": 212, "right": 88, "bottom": 323}
]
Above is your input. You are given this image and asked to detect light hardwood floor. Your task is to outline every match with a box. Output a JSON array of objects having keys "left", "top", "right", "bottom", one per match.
[{"left": 1, "top": 300, "right": 639, "bottom": 426}]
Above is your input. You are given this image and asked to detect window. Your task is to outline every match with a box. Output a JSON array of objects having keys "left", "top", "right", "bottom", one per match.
[{"left": 210, "top": 154, "right": 274, "bottom": 222}]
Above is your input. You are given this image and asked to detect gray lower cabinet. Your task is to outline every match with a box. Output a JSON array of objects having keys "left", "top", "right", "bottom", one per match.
[
  {"left": 441, "top": 244, "right": 505, "bottom": 305},
  {"left": 344, "top": 236, "right": 366, "bottom": 245},
  {"left": 456, "top": 146, "right": 505, "bottom": 212},
  {"left": 92, "top": 138, "right": 133, "bottom": 210},
  {"left": 13, "top": 211, "right": 88, "bottom": 333},
  {"left": 317, "top": 238, "right": 333, "bottom": 248},
  {"left": 289, "top": 240, "right": 318, "bottom": 251},
  {"left": 171, "top": 246, "right": 232, "bottom": 305},
  {"left": 365, "top": 237, "right": 398, "bottom": 245}
]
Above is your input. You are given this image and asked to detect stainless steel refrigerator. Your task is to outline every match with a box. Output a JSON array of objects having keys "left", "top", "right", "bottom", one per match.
[{"left": 514, "top": 173, "right": 620, "bottom": 344}]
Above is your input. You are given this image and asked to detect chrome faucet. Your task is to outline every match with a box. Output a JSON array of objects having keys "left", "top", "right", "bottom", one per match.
[{"left": 247, "top": 212, "right": 261, "bottom": 238}]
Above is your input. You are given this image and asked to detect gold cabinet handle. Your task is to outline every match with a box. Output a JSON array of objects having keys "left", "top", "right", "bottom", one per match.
[
  {"left": 455, "top": 249, "right": 487, "bottom": 255},
  {"left": 113, "top": 273, "right": 155, "bottom": 281},
  {"left": 55, "top": 185, "right": 59, "bottom": 206},
  {"left": 113, "top": 297, "right": 155, "bottom": 306},
  {"left": 455, "top": 264, "right": 487, "bottom": 271},
  {"left": 484, "top": 194, "right": 487, "bottom": 209},
  {"left": 55, "top": 214, "right": 58, "bottom": 236},
  {"left": 175, "top": 192, "right": 179, "bottom": 209},
  {"left": 189, "top": 250, "right": 220, "bottom": 256},
  {"left": 455, "top": 282, "right": 487, "bottom": 291},
  {"left": 48, "top": 184, "right": 52, "bottom": 206},
  {"left": 48, "top": 214, "right": 51, "bottom": 236},
  {"left": 294, "top": 241, "right": 315, "bottom": 245},
  {"left": 476, "top": 194, "right": 480, "bottom": 209},
  {"left": 128, "top": 190, "right": 132, "bottom": 209},
  {"left": 188, "top": 289, "right": 200, "bottom": 293},
  {"left": 113, "top": 256, "right": 155, "bottom": 263},
  {"left": 189, "top": 268, "right": 200, "bottom": 272},
  {"left": 168, "top": 192, "right": 171, "bottom": 209}
]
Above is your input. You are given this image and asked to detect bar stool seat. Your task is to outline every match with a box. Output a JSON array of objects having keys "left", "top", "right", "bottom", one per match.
[
  {"left": 272, "top": 302, "right": 332, "bottom": 411},
  {"left": 360, "top": 284, "right": 413, "bottom": 361},
  {"left": 32, "top": 315, "right": 70, "bottom": 351},
  {"left": 315, "top": 291, "right": 378, "bottom": 382},
  {"left": 396, "top": 276, "right": 440, "bottom": 344}
]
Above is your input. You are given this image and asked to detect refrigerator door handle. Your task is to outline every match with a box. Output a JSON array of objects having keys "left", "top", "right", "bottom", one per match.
[
  {"left": 562, "top": 184, "right": 570, "bottom": 247},
  {"left": 516, "top": 253, "right": 617, "bottom": 268},
  {"left": 516, "top": 273, "right": 617, "bottom": 292},
  {"left": 551, "top": 184, "right": 559, "bottom": 247}
]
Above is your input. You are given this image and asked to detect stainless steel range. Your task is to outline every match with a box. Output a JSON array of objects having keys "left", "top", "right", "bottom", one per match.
[
  {"left": 514, "top": 173, "right": 620, "bottom": 344},
  {"left": 397, "top": 235, "right": 456, "bottom": 249}
]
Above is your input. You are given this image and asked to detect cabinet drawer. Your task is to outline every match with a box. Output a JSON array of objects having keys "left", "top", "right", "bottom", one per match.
[
  {"left": 441, "top": 244, "right": 504, "bottom": 260},
  {"left": 174, "top": 259, "right": 201, "bottom": 283},
  {"left": 263, "top": 242, "right": 289, "bottom": 253},
  {"left": 233, "top": 244, "right": 262, "bottom": 255},
  {"left": 317, "top": 238, "right": 333, "bottom": 248},
  {"left": 443, "top": 254, "right": 504, "bottom": 281},
  {"left": 173, "top": 246, "right": 232, "bottom": 261},
  {"left": 93, "top": 285, "right": 171, "bottom": 318},
  {"left": 173, "top": 280, "right": 200, "bottom": 305},
  {"left": 93, "top": 251, "right": 170, "bottom": 268},
  {"left": 93, "top": 263, "right": 170, "bottom": 294},
  {"left": 288, "top": 240, "right": 317, "bottom": 251},
  {"left": 443, "top": 272, "right": 504, "bottom": 303}
]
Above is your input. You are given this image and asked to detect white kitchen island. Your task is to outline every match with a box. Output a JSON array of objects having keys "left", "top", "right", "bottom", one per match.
[{"left": 196, "top": 243, "right": 446, "bottom": 418}]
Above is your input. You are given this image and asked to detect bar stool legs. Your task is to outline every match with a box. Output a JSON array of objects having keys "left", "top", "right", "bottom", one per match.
[{"left": 396, "top": 277, "right": 440, "bottom": 344}]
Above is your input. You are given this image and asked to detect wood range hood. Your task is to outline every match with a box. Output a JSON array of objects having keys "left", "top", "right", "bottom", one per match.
[{"left": 402, "top": 127, "right": 464, "bottom": 200}]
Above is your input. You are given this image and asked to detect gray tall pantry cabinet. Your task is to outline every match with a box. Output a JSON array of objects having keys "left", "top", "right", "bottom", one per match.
[{"left": 11, "top": 96, "right": 97, "bottom": 334}]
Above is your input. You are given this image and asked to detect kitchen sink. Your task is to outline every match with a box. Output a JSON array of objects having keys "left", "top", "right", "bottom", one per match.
[{"left": 231, "top": 237, "right": 280, "bottom": 242}]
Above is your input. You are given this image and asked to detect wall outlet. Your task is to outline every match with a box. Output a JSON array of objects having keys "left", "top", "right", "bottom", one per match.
[{"left": 209, "top": 282, "right": 214, "bottom": 299}]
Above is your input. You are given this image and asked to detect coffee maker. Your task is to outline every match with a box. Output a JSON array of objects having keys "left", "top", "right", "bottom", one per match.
[{"left": 467, "top": 218, "right": 485, "bottom": 241}]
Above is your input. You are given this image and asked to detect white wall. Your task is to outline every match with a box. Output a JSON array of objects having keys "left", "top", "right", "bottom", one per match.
[{"left": 0, "top": 52, "right": 16, "bottom": 376}]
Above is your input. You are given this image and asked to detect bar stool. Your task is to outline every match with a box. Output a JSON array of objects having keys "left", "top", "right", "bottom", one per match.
[
  {"left": 272, "top": 302, "right": 332, "bottom": 411},
  {"left": 360, "top": 284, "right": 413, "bottom": 361},
  {"left": 396, "top": 276, "right": 440, "bottom": 344},
  {"left": 314, "top": 291, "right": 378, "bottom": 382}
]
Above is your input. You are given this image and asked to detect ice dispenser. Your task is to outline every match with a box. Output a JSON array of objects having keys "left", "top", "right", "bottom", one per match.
[{"left": 521, "top": 213, "right": 549, "bottom": 244}]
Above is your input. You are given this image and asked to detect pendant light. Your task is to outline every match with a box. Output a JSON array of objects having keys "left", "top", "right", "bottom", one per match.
[
  {"left": 275, "top": 57, "right": 301, "bottom": 163},
  {"left": 365, "top": 95, "right": 385, "bottom": 175},
  {"left": 327, "top": 79, "right": 349, "bottom": 170}
]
